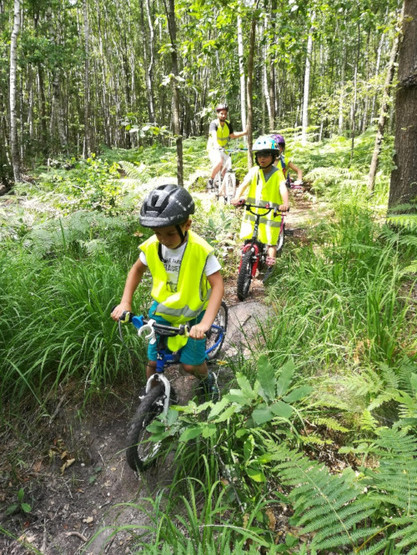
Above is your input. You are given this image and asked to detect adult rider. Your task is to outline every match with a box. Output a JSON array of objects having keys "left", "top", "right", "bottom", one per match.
[{"left": 207, "top": 103, "right": 247, "bottom": 189}]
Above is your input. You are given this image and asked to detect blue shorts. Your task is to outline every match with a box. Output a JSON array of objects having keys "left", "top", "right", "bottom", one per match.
[{"left": 146, "top": 302, "right": 207, "bottom": 366}]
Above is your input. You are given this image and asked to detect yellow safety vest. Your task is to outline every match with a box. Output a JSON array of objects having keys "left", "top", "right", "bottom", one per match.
[
  {"left": 240, "top": 167, "right": 285, "bottom": 245},
  {"left": 207, "top": 120, "right": 231, "bottom": 150},
  {"left": 140, "top": 231, "right": 213, "bottom": 351}
]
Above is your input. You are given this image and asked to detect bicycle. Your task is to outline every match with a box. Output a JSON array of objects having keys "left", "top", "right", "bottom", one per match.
[
  {"left": 115, "top": 302, "right": 228, "bottom": 472},
  {"left": 210, "top": 148, "right": 246, "bottom": 204},
  {"left": 286, "top": 174, "right": 305, "bottom": 195},
  {"left": 236, "top": 202, "right": 288, "bottom": 301}
]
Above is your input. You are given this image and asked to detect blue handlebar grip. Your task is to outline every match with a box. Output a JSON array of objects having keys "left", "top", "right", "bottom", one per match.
[{"left": 131, "top": 315, "right": 145, "bottom": 329}]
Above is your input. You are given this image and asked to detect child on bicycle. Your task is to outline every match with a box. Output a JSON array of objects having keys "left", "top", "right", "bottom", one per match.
[
  {"left": 231, "top": 135, "right": 289, "bottom": 267},
  {"left": 111, "top": 184, "right": 224, "bottom": 400},
  {"left": 271, "top": 133, "right": 303, "bottom": 185}
]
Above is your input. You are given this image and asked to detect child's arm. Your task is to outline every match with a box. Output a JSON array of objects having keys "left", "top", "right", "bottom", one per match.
[
  {"left": 279, "top": 180, "right": 290, "bottom": 212},
  {"left": 111, "top": 258, "right": 147, "bottom": 321},
  {"left": 189, "top": 271, "right": 224, "bottom": 339},
  {"left": 288, "top": 161, "right": 303, "bottom": 182}
]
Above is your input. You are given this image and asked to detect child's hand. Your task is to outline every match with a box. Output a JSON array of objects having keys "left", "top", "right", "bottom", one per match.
[
  {"left": 189, "top": 323, "right": 209, "bottom": 340},
  {"left": 231, "top": 197, "right": 245, "bottom": 206},
  {"left": 279, "top": 202, "right": 290, "bottom": 212},
  {"left": 111, "top": 303, "right": 132, "bottom": 321}
]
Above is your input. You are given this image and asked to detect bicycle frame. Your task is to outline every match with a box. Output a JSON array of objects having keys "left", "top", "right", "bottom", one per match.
[
  {"left": 126, "top": 313, "right": 226, "bottom": 417},
  {"left": 239, "top": 203, "right": 286, "bottom": 277}
]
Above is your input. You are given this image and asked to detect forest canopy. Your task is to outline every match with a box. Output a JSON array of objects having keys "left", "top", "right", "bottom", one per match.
[{"left": 1, "top": 0, "right": 404, "bottom": 184}]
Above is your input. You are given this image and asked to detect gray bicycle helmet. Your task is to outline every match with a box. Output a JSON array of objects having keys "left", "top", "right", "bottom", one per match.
[
  {"left": 140, "top": 185, "right": 195, "bottom": 228},
  {"left": 216, "top": 103, "right": 229, "bottom": 112}
]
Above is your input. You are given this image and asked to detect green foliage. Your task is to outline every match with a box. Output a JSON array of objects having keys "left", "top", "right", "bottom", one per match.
[
  {"left": 154, "top": 356, "right": 312, "bottom": 495},
  {"left": 103, "top": 471, "right": 283, "bottom": 554},
  {"left": 5, "top": 488, "right": 32, "bottom": 516},
  {"left": 270, "top": 444, "right": 381, "bottom": 552},
  {"left": 0, "top": 211, "right": 150, "bottom": 407}
]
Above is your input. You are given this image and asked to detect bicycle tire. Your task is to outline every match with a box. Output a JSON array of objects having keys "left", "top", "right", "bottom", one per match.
[
  {"left": 126, "top": 384, "right": 166, "bottom": 472},
  {"left": 276, "top": 223, "right": 285, "bottom": 256},
  {"left": 223, "top": 173, "right": 236, "bottom": 204},
  {"left": 237, "top": 249, "right": 255, "bottom": 301},
  {"left": 214, "top": 172, "right": 222, "bottom": 198},
  {"left": 206, "top": 301, "right": 228, "bottom": 361}
]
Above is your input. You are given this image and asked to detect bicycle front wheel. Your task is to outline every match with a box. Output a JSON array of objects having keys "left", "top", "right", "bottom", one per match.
[
  {"left": 237, "top": 249, "right": 255, "bottom": 301},
  {"left": 126, "top": 384, "right": 165, "bottom": 472},
  {"left": 206, "top": 301, "right": 228, "bottom": 361},
  {"left": 223, "top": 173, "right": 236, "bottom": 204}
]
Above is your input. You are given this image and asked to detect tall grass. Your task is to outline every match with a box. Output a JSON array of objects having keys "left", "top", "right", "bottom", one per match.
[
  {"left": 265, "top": 203, "right": 415, "bottom": 370},
  {"left": 0, "top": 212, "right": 151, "bottom": 410}
]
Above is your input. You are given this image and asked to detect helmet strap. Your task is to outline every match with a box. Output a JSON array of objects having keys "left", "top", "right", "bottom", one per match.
[
  {"left": 176, "top": 225, "right": 187, "bottom": 245},
  {"left": 158, "top": 242, "right": 167, "bottom": 263}
]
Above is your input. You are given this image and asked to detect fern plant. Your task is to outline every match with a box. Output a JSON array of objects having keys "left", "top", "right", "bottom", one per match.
[{"left": 364, "top": 428, "right": 417, "bottom": 555}]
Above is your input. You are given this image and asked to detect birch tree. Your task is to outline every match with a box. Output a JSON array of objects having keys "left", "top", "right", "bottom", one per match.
[
  {"left": 368, "top": 8, "right": 402, "bottom": 192},
  {"left": 9, "top": 0, "right": 21, "bottom": 182}
]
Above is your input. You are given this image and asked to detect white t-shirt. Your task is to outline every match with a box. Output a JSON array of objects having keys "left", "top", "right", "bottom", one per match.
[{"left": 139, "top": 240, "right": 221, "bottom": 292}]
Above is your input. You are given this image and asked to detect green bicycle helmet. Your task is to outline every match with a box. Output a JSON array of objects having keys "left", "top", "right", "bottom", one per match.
[{"left": 140, "top": 185, "right": 195, "bottom": 228}]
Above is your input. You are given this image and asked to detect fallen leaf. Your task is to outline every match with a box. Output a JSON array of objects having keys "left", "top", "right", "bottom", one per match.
[{"left": 60, "top": 458, "right": 76, "bottom": 474}]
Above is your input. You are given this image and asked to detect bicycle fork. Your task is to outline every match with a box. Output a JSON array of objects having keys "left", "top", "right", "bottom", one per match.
[
  {"left": 144, "top": 373, "right": 172, "bottom": 417},
  {"left": 240, "top": 243, "right": 261, "bottom": 277}
]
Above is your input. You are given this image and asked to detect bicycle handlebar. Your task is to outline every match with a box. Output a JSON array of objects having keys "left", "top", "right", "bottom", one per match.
[
  {"left": 235, "top": 200, "right": 289, "bottom": 217},
  {"left": 117, "top": 310, "right": 190, "bottom": 337}
]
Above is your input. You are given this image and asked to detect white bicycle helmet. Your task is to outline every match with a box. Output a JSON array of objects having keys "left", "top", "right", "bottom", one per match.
[{"left": 253, "top": 135, "right": 280, "bottom": 152}]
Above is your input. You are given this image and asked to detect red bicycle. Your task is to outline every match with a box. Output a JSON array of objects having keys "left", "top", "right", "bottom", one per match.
[{"left": 236, "top": 202, "right": 287, "bottom": 301}]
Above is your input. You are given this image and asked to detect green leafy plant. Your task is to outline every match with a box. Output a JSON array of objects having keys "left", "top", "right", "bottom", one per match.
[{"left": 5, "top": 488, "right": 32, "bottom": 516}]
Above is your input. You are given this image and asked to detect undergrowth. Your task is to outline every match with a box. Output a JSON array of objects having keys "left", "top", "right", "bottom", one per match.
[{"left": 3, "top": 132, "right": 417, "bottom": 552}]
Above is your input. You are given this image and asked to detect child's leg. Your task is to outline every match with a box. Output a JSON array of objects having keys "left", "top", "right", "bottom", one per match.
[
  {"left": 146, "top": 361, "right": 157, "bottom": 379},
  {"left": 181, "top": 361, "right": 208, "bottom": 379},
  {"left": 266, "top": 245, "right": 277, "bottom": 265}
]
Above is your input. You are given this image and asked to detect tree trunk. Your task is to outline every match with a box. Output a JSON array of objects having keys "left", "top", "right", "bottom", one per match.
[
  {"left": 262, "top": 15, "right": 273, "bottom": 131},
  {"left": 83, "top": 0, "right": 91, "bottom": 157},
  {"left": 370, "top": 31, "right": 385, "bottom": 125},
  {"left": 246, "top": 9, "right": 257, "bottom": 169},
  {"left": 388, "top": 0, "right": 417, "bottom": 209},
  {"left": 237, "top": 14, "right": 247, "bottom": 131},
  {"left": 301, "top": 13, "right": 315, "bottom": 145},
  {"left": 164, "top": 0, "right": 183, "bottom": 186},
  {"left": 367, "top": 8, "right": 402, "bottom": 192},
  {"left": 144, "top": 0, "right": 156, "bottom": 123},
  {"left": 9, "top": 0, "right": 21, "bottom": 182},
  {"left": 350, "top": 23, "right": 361, "bottom": 163}
]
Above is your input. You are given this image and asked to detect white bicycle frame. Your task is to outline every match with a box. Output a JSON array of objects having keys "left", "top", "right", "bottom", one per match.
[{"left": 138, "top": 321, "right": 173, "bottom": 417}]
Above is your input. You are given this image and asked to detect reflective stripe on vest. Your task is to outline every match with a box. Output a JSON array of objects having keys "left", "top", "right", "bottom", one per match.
[{"left": 140, "top": 231, "right": 214, "bottom": 351}]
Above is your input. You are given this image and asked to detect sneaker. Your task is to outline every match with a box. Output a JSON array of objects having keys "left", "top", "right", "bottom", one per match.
[
  {"left": 196, "top": 371, "right": 220, "bottom": 402},
  {"left": 207, "top": 178, "right": 214, "bottom": 190}
]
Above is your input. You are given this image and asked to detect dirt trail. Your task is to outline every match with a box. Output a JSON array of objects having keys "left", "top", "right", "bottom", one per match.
[{"left": 0, "top": 190, "right": 315, "bottom": 555}]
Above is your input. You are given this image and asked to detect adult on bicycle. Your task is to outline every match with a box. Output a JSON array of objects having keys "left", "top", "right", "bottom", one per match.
[
  {"left": 207, "top": 103, "right": 247, "bottom": 189},
  {"left": 111, "top": 185, "right": 224, "bottom": 400},
  {"left": 231, "top": 135, "right": 289, "bottom": 268},
  {"left": 272, "top": 133, "right": 304, "bottom": 185}
]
